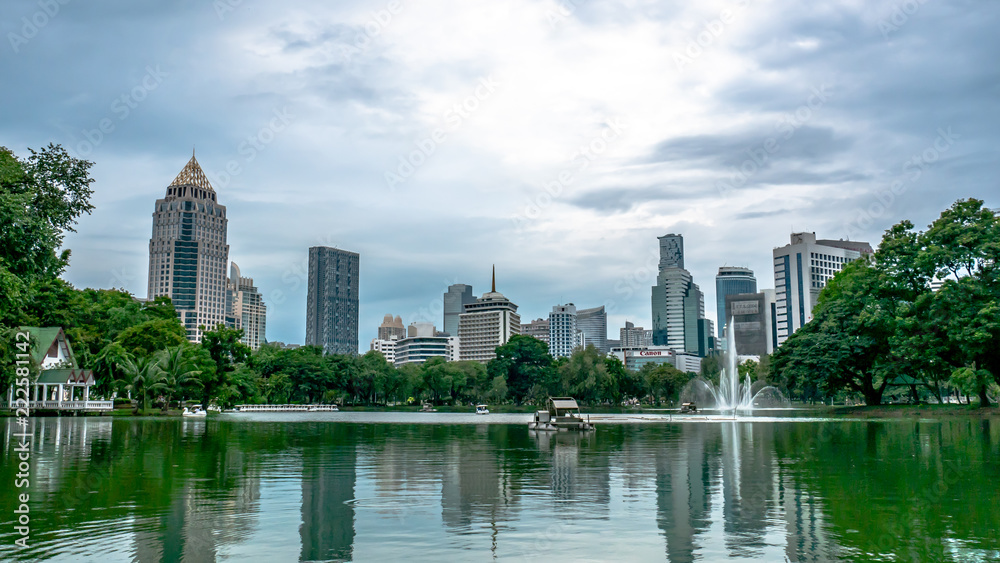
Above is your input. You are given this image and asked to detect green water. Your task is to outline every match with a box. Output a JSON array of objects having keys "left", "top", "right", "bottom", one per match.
[{"left": 1, "top": 414, "right": 998, "bottom": 562}]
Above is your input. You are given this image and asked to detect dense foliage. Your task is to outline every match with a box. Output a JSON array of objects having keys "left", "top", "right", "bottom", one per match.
[{"left": 771, "top": 199, "right": 1000, "bottom": 406}]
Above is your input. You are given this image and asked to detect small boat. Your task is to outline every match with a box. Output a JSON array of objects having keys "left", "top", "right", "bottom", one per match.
[
  {"left": 182, "top": 405, "right": 207, "bottom": 417},
  {"left": 680, "top": 402, "right": 697, "bottom": 414},
  {"left": 420, "top": 403, "right": 437, "bottom": 412},
  {"left": 475, "top": 404, "right": 490, "bottom": 415},
  {"left": 528, "top": 397, "right": 594, "bottom": 431},
  {"left": 308, "top": 405, "right": 340, "bottom": 412}
]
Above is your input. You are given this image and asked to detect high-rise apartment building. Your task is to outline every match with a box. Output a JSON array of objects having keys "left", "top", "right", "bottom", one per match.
[
  {"left": 548, "top": 304, "right": 579, "bottom": 358},
  {"left": 715, "top": 267, "right": 757, "bottom": 338},
  {"left": 377, "top": 314, "right": 405, "bottom": 341},
  {"left": 227, "top": 262, "right": 266, "bottom": 350},
  {"left": 370, "top": 338, "right": 397, "bottom": 363},
  {"left": 443, "top": 284, "right": 476, "bottom": 336},
  {"left": 305, "top": 246, "right": 360, "bottom": 355},
  {"left": 521, "top": 318, "right": 551, "bottom": 345},
  {"left": 147, "top": 153, "right": 230, "bottom": 343},
  {"left": 457, "top": 268, "right": 520, "bottom": 363},
  {"left": 773, "top": 233, "right": 872, "bottom": 345},
  {"left": 577, "top": 305, "right": 608, "bottom": 354},
  {"left": 651, "top": 234, "right": 708, "bottom": 355},
  {"left": 620, "top": 321, "right": 653, "bottom": 348}
]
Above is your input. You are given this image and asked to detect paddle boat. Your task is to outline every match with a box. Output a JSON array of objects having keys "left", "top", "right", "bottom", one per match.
[
  {"left": 182, "top": 405, "right": 207, "bottom": 417},
  {"left": 475, "top": 404, "right": 490, "bottom": 415},
  {"left": 528, "top": 397, "right": 594, "bottom": 431}
]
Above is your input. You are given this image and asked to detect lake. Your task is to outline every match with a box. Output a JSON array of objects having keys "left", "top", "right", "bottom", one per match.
[{"left": 1, "top": 413, "right": 998, "bottom": 562}]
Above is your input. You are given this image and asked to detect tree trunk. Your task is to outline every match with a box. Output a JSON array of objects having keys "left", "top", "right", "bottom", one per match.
[{"left": 978, "top": 384, "right": 991, "bottom": 408}]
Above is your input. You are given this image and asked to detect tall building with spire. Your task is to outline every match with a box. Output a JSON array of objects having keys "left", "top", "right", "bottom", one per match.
[
  {"left": 147, "top": 153, "right": 230, "bottom": 343},
  {"left": 457, "top": 266, "right": 520, "bottom": 363}
]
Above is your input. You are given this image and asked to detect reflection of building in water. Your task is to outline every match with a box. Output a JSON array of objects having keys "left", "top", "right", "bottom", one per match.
[
  {"left": 530, "top": 431, "right": 610, "bottom": 518},
  {"left": 300, "top": 430, "right": 356, "bottom": 562},
  {"left": 655, "top": 424, "right": 714, "bottom": 563},
  {"left": 721, "top": 423, "right": 776, "bottom": 558},
  {"left": 440, "top": 428, "right": 514, "bottom": 531},
  {"left": 779, "top": 474, "right": 834, "bottom": 562}
]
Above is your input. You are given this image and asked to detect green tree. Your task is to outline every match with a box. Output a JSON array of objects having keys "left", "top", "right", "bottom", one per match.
[
  {"left": 0, "top": 144, "right": 94, "bottom": 324},
  {"left": 151, "top": 346, "right": 203, "bottom": 412},
  {"left": 487, "top": 335, "right": 555, "bottom": 404},
  {"left": 116, "top": 318, "right": 188, "bottom": 358},
  {"left": 199, "top": 325, "right": 251, "bottom": 408},
  {"left": 120, "top": 356, "right": 162, "bottom": 413}
]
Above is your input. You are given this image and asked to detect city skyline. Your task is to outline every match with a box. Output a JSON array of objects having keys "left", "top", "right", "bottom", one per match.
[{"left": 4, "top": 1, "right": 998, "bottom": 350}]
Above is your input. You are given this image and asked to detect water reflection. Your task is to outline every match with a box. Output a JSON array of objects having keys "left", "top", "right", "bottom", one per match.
[{"left": 0, "top": 417, "right": 997, "bottom": 562}]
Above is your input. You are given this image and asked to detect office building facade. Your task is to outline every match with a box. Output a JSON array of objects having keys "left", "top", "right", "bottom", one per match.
[
  {"left": 725, "top": 290, "right": 777, "bottom": 356},
  {"left": 577, "top": 305, "right": 608, "bottom": 354},
  {"left": 394, "top": 323, "right": 457, "bottom": 365},
  {"left": 715, "top": 267, "right": 757, "bottom": 338},
  {"left": 773, "top": 233, "right": 872, "bottom": 345},
  {"left": 521, "top": 318, "right": 551, "bottom": 345},
  {"left": 147, "top": 154, "right": 230, "bottom": 343},
  {"left": 443, "top": 284, "right": 476, "bottom": 336},
  {"left": 620, "top": 321, "right": 653, "bottom": 348},
  {"left": 305, "top": 246, "right": 360, "bottom": 355},
  {"left": 227, "top": 262, "right": 266, "bottom": 350}
]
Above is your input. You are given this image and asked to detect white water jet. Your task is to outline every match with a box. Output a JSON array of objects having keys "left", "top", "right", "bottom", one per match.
[{"left": 681, "top": 317, "right": 788, "bottom": 414}]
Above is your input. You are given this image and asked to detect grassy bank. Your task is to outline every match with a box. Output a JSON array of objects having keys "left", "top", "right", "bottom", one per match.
[{"left": 824, "top": 404, "right": 1000, "bottom": 418}]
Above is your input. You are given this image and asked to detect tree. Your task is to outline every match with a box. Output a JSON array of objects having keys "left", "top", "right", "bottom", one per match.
[
  {"left": 116, "top": 318, "right": 188, "bottom": 358},
  {"left": 487, "top": 335, "right": 555, "bottom": 404},
  {"left": 0, "top": 144, "right": 94, "bottom": 324},
  {"left": 200, "top": 325, "right": 251, "bottom": 408},
  {"left": 151, "top": 346, "right": 203, "bottom": 412},
  {"left": 558, "top": 346, "right": 614, "bottom": 404},
  {"left": 120, "top": 356, "right": 162, "bottom": 413}
]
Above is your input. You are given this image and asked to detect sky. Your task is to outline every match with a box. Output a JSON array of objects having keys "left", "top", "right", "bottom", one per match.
[{"left": 2, "top": 0, "right": 998, "bottom": 349}]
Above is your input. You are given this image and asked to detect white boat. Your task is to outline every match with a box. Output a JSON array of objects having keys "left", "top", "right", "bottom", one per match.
[
  {"left": 182, "top": 405, "right": 207, "bottom": 417},
  {"left": 476, "top": 404, "right": 490, "bottom": 415}
]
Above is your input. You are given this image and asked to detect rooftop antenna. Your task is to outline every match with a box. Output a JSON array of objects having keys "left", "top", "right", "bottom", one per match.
[{"left": 491, "top": 264, "right": 496, "bottom": 293}]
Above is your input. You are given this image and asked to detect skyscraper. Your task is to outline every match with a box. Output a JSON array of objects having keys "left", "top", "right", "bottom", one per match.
[
  {"left": 305, "top": 246, "right": 360, "bottom": 355},
  {"left": 715, "top": 267, "right": 757, "bottom": 338},
  {"left": 773, "top": 233, "right": 872, "bottom": 345},
  {"left": 443, "top": 284, "right": 476, "bottom": 336},
  {"left": 457, "top": 267, "right": 520, "bottom": 363},
  {"left": 147, "top": 153, "right": 230, "bottom": 343},
  {"left": 548, "top": 304, "right": 579, "bottom": 358},
  {"left": 227, "top": 262, "right": 266, "bottom": 350},
  {"left": 577, "top": 305, "right": 609, "bottom": 354},
  {"left": 651, "top": 234, "right": 707, "bottom": 355},
  {"left": 377, "top": 314, "right": 405, "bottom": 341}
]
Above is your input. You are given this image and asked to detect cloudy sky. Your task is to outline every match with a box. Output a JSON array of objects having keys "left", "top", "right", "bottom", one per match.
[{"left": 2, "top": 0, "right": 998, "bottom": 348}]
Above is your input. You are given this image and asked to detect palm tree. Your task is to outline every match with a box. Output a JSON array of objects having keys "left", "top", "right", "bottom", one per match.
[
  {"left": 151, "top": 346, "right": 202, "bottom": 413},
  {"left": 119, "top": 356, "right": 162, "bottom": 414}
]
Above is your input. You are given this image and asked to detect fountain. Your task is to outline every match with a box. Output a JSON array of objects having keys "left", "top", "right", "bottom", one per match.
[{"left": 680, "top": 317, "right": 788, "bottom": 414}]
